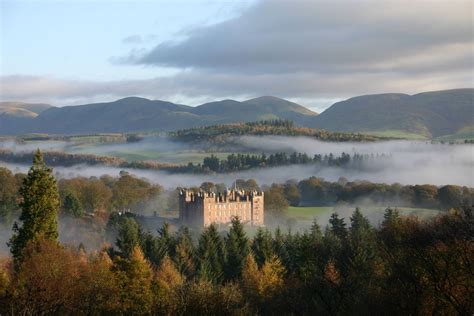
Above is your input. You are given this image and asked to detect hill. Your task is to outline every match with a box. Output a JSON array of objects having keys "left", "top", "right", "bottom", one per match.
[
  {"left": 0, "top": 89, "right": 472, "bottom": 138},
  {"left": 0, "top": 96, "right": 318, "bottom": 135},
  {"left": 0, "top": 102, "right": 54, "bottom": 134},
  {"left": 309, "top": 89, "right": 474, "bottom": 139}
]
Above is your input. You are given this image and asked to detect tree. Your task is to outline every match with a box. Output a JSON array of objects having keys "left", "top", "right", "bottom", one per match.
[
  {"left": 197, "top": 224, "right": 226, "bottom": 283},
  {"left": 264, "top": 184, "right": 289, "bottom": 220},
  {"left": 114, "top": 247, "right": 154, "bottom": 315},
  {"left": 259, "top": 255, "right": 286, "bottom": 299},
  {"left": 153, "top": 256, "right": 184, "bottom": 315},
  {"left": 284, "top": 180, "right": 301, "bottom": 206},
  {"left": 174, "top": 226, "right": 196, "bottom": 279},
  {"left": 116, "top": 217, "right": 141, "bottom": 258},
  {"left": 78, "top": 251, "right": 120, "bottom": 314},
  {"left": 11, "top": 239, "right": 81, "bottom": 314},
  {"left": 438, "top": 185, "right": 462, "bottom": 209},
  {"left": 0, "top": 167, "right": 19, "bottom": 224},
  {"left": 225, "top": 217, "right": 249, "bottom": 280},
  {"left": 9, "top": 150, "right": 60, "bottom": 265},
  {"left": 251, "top": 228, "right": 274, "bottom": 267},
  {"left": 63, "top": 192, "right": 83, "bottom": 217},
  {"left": 329, "top": 212, "right": 347, "bottom": 240}
]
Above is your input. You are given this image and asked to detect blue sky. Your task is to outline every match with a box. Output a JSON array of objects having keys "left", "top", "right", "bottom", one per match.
[
  {"left": 1, "top": 0, "right": 251, "bottom": 80},
  {"left": 1, "top": 0, "right": 472, "bottom": 110}
]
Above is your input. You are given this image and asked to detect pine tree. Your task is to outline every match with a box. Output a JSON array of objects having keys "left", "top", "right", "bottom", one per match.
[
  {"left": 9, "top": 149, "right": 60, "bottom": 264},
  {"left": 197, "top": 224, "right": 226, "bottom": 283},
  {"left": 115, "top": 217, "right": 141, "bottom": 258},
  {"left": 174, "top": 226, "right": 196, "bottom": 279},
  {"left": 251, "top": 227, "right": 274, "bottom": 267},
  {"left": 63, "top": 192, "right": 83, "bottom": 217},
  {"left": 329, "top": 212, "right": 347, "bottom": 240},
  {"left": 225, "top": 217, "right": 249, "bottom": 280}
]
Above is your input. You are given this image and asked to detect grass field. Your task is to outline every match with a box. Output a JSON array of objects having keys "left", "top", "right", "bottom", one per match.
[
  {"left": 287, "top": 205, "right": 440, "bottom": 222},
  {"left": 70, "top": 143, "right": 252, "bottom": 164}
]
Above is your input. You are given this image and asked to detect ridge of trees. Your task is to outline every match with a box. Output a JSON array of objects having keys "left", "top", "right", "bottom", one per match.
[{"left": 170, "top": 119, "right": 382, "bottom": 143}]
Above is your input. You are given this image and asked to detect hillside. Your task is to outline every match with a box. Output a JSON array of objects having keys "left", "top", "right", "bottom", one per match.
[
  {"left": 0, "top": 102, "right": 54, "bottom": 134},
  {"left": 0, "top": 89, "right": 472, "bottom": 138},
  {"left": 0, "top": 96, "right": 318, "bottom": 135},
  {"left": 309, "top": 89, "right": 474, "bottom": 139}
]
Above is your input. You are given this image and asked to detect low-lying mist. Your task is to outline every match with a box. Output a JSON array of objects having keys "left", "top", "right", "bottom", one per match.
[{"left": 1, "top": 136, "right": 472, "bottom": 187}]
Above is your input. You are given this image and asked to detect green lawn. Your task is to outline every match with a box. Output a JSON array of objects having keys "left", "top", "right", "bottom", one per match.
[
  {"left": 70, "top": 143, "right": 253, "bottom": 164},
  {"left": 287, "top": 205, "right": 440, "bottom": 221},
  {"left": 287, "top": 206, "right": 334, "bottom": 219}
]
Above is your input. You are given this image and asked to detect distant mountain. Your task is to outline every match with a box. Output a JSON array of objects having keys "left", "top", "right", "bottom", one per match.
[
  {"left": 0, "top": 89, "right": 472, "bottom": 139},
  {"left": 0, "top": 102, "right": 53, "bottom": 134},
  {"left": 309, "top": 89, "right": 474, "bottom": 139},
  {"left": 0, "top": 101, "right": 52, "bottom": 115},
  {"left": 0, "top": 96, "right": 317, "bottom": 135}
]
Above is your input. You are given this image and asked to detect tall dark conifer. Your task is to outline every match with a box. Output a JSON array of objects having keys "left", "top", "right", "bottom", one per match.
[
  {"left": 225, "top": 217, "right": 249, "bottom": 280},
  {"left": 197, "top": 224, "right": 226, "bottom": 283},
  {"left": 9, "top": 149, "right": 60, "bottom": 264}
]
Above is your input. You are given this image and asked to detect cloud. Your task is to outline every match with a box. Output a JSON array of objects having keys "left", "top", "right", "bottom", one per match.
[
  {"left": 1, "top": 0, "right": 472, "bottom": 107},
  {"left": 122, "top": 35, "right": 143, "bottom": 44},
  {"left": 131, "top": 0, "right": 473, "bottom": 75}
]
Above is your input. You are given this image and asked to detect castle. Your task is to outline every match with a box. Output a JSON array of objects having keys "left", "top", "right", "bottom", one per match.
[{"left": 179, "top": 189, "right": 264, "bottom": 227}]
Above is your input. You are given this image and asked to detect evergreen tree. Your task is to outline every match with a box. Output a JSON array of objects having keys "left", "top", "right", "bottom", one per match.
[
  {"left": 197, "top": 224, "right": 226, "bottom": 283},
  {"left": 116, "top": 217, "right": 141, "bottom": 258},
  {"left": 329, "top": 212, "right": 347, "bottom": 240},
  {"left": 225, "top": 217, "right": 249, "bottom": 280},
  {"left": 174, "top": 226, "right": 196, "bottom": 279},
  {"left": 251, "top": 228, "right": 274, "bottom": 267},
  {"left": 63, "top": 192, "right": 83, "bottom": 217},
  {"left": 382, "top": 207, "right": 400, "bottom": 228},
  {"left": 9, "top": 149, "right": 60, "bottom": 264}
]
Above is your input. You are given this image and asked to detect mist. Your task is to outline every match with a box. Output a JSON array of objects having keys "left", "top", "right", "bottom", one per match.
[{"left": 1, "top": 136, "right": 473, "bottom": 188}]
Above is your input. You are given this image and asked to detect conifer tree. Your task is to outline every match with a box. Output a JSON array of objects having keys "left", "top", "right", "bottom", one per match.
[
  {"left": 251, "top": 227, "right": 274, "bottom": 267},
  {"left": 9, "top": 149, "right": 60, "bottom": 264},
  {"left": 63, "top": 192, "right": 83, "bottom": 217},
  {"left": 114, "top": 246, "right": 154, "bottom": 315},
  {"left": 329, "top": 212, "right": 347, "bottom": 240},
  {"left": 174, "top": 226, "right": 196, "bottom": 279},
  {"left": 115, "top": 217, "right": 141, "bottom": 258},
  {"left": 225, "top": 217, "right": 249, "bottom": 280},
  {"left": 197, "top": 224, "right": 226, "bottom": 283},
  {"left": 153, "top": 256, "right": 184, "bottom": 315}
]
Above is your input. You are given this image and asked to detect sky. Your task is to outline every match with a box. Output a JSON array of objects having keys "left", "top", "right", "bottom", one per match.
[{"left": 0, "top": 0, "right": 472, "bottom": 111}]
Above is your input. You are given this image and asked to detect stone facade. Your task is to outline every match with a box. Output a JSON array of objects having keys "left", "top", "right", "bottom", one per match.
[{"left": 179, "top": 189, "right": 264, "bottom": 227}]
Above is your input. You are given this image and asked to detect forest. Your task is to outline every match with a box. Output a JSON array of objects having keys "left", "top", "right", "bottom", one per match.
[{"left": 0, "top": 151, "right": 472, "bottom": 315}]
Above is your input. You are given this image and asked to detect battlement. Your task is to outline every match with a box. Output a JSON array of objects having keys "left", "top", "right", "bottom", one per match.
[{"left": 179, "top": 189, "right": 264, "bottom": 227}]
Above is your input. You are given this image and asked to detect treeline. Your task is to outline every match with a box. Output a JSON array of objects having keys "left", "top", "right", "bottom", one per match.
[
  {"left": 1, "top": 167, "right": 472, "bottom": 227},
  {"left": 0, "top": 149, "right": 388, "bottom": 174},
  {"left": 170, "top": 119, "right": 381, "bottom": 143},
  {"left": 0, "top": 167, "right": 167, "bottom": 225},
  {"left": 1, "top": 209, "right": 472, "bottom": 315},
  {"left": 0, "top": 149, "right": 187, "bottom": 172},
  {"left": 195, "top": 152, "right": 380, "bottom": 172}
]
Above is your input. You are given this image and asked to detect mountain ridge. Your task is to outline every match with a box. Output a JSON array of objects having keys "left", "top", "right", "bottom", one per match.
[{"left": 0, "top": 89, "right": 472, "bottom": 139}]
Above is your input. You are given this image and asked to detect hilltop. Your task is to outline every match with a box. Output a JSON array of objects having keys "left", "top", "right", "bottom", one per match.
[{"left": 310, "top": 89, "right": 473, "bottom": 139}]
